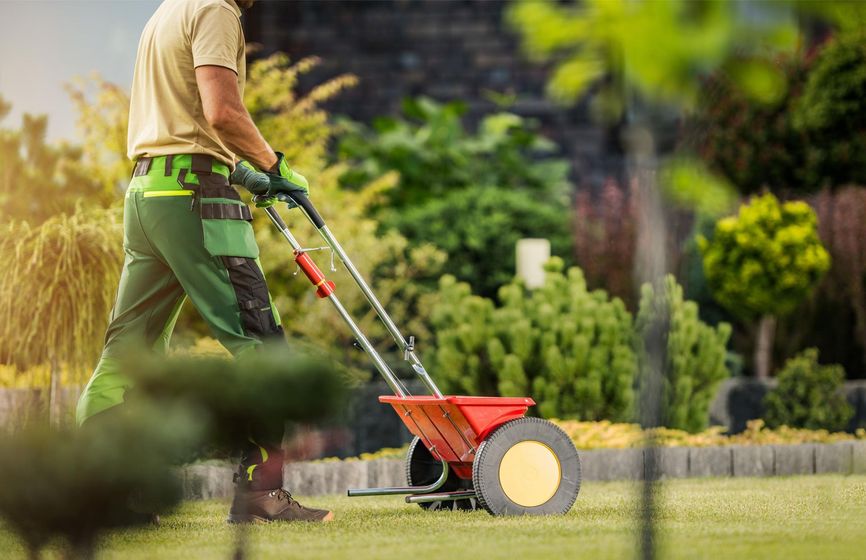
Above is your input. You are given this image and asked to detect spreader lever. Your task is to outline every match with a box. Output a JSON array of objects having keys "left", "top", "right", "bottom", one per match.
[
  {"left": 404, "top": 336, "right": 415, "bottom": 361},
  {"left": 293, "top": 245, "right": 336, "bottom": 272}
]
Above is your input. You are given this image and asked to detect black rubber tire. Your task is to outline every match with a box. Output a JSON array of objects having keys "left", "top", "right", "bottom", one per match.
[
  {"left": 473, "top": 417, "right": 580, "bottom": 516},
  {"left": 405, "top": 436, "right": 477, "bottom": 511}
]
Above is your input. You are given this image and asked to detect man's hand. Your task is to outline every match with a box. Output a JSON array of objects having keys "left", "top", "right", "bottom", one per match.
[{"left": 231, "top": 156, "right": 309, "bottom": 209}]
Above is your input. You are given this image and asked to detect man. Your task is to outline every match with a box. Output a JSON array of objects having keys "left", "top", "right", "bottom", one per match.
[{"left": 76, "top": 0, "right": 333, "bottom": 523}]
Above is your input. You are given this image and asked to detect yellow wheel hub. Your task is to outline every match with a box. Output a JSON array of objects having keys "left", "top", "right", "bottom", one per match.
[{"left": 498, "top": 440, "right": 561, "bottom": 507}]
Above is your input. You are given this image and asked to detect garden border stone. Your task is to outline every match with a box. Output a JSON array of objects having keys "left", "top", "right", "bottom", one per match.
[
  {"left": 852, "top": 441, "right": 866, "bottom": 474},
  {"left": 579, "top": 448, "right": 643, "bottom": 481},
  {"left": 732, "top": 445, "right": 774, "bottom": 477},
  {"left": 774, "top": 444, "right": 815, "bottom": 476},
  {"left": 815, "top": 442, "right": 853, "bottom": 475},
  {"left": 688, "top": 446, "right": 732, "bottom": 478},
  {"left": 178, "top": 442, "right": 866, "bottom": 500},
  {"left": 648, "top": 447, "right": 689, "bottom": 479}
]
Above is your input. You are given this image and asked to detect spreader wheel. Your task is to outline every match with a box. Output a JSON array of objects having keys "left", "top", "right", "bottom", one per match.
[
  {"left": 406, "top": 437, "right": 476, "bottom": 511},
  {"left": 473, "top": 417, "right": 580, "bottom": 516}
]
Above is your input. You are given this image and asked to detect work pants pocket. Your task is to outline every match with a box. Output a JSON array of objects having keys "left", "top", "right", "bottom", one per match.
[{"left": 197, "top": 175, "right": 259, "bottom": 259}]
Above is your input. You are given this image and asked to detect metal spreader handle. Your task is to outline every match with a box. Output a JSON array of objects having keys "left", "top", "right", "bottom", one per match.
[{"left": 258, "top": 192, "right": 444, "bottom": 398}]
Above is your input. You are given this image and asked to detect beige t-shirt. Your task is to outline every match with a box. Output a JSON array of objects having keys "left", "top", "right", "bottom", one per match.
[{"left": 127, "top": 0, "right": 245, "bottom": 168}]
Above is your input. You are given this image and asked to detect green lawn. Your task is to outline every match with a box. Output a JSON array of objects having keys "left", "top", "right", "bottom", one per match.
[{"left": 2, "top": 475, "right": 864, "bottom": 559}]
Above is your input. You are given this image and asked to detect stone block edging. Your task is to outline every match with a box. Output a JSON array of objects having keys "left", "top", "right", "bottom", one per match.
[{"left": 179, "top": 441, "right": 866, "bottom": 500}]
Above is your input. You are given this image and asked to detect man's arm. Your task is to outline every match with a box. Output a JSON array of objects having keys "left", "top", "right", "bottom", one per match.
[{"left": 196, "top": 65, "right": 277, "bottom": 171}]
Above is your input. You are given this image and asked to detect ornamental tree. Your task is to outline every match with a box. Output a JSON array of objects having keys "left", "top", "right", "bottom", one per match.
[{"left": 699, "top": 194, "right": 830, "bottom": 378}]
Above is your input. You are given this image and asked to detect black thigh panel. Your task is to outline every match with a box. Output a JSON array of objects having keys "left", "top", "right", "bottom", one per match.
[{"left": 221, "top": 256, "right": 283, "bottom": 340}]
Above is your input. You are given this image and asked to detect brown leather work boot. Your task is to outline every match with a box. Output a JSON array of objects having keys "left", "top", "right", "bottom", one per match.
[{"left": 227, "top": 489, "right": 334, "bottom": 524}]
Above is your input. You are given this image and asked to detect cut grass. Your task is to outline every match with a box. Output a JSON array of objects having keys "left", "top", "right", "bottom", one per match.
[{"left": 2, "top": 475, "right": 863, "bottom": 559}]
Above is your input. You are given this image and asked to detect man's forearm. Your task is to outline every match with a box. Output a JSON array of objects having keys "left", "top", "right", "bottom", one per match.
[
  {"left": 196, "top": 65, "right": 278, "bottom": 171},
  {"left": 213, "top": 105, "right": 278, "bottom": 171}
]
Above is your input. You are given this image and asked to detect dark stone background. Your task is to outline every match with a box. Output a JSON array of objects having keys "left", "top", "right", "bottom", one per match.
[{"left": 243, "top": 0, "right": 625, "bottom": 188}]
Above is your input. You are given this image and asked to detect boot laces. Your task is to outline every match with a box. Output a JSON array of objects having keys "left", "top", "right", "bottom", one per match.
[{"left": 269, "top": 489, "right": 296, "bottom": 504}]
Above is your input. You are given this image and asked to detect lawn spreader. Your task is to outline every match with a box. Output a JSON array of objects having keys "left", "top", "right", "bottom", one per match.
[{"left": 257, "top": 192, "right": 581, "bottom": 516}]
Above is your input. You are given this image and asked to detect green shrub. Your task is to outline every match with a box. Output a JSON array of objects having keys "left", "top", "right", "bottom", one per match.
[
  {"left": 427, "top": 259, "right": 637, "bottom": 421},
  {"left": 390, "top": 186, "right": 572, "bottom": 298},
  {"left": 337, "top": 96, "right": 570, "bottom": 208},
  {"left": 764, "top": 348, "right": 853, "bottom": 431},
  {"left": 336, "top": 96, "right": 572, "bottom": 298},
  {"left": 793, "top": 34, "right": 866, "bottom": 188},
  {"left": 690, "top": 56, "right": 812, "bottom": 194},
  {"left": 635, "top": 275, "right": 732, "bottom": 433}
]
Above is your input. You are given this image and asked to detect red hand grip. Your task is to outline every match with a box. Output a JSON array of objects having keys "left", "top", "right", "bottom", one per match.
[{"left": 295, "top": 252, "right": 335, "bottom": 298}]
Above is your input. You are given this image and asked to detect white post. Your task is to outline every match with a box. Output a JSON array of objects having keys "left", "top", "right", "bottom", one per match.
[{"left": 516, "top": 238, "right": 550, "bottom": 289}]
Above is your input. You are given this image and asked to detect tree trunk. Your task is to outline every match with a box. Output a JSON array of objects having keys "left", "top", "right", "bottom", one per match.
[
  {"left": 49, "top": 357, "right": 60, "bottom": 427},
  {"left": 754, "top": 315, "right": 776, "bottom": 379}
]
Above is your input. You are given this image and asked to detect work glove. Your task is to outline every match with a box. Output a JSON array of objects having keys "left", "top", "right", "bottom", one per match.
[
  {"left": 265, "top": 152, "right": 310, "bottom": 199},
  {"left": 231, "top": 155, "right": 308, "bottom": 208},
  {"left": 230, "top": 160, "right": 270, "bottom": 195}
]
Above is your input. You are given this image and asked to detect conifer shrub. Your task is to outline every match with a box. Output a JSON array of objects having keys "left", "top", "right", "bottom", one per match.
[
  {"left": 764, "top": 348, "right": 853, "bottom": 431},
  {"left": 635, "top": 275, "right": 732, "bottom": 432},
  {"left": 428, "top": 259, "right": 636, "bottom": 420}
]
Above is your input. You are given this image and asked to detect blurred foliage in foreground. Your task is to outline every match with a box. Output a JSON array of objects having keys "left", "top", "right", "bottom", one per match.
[
  {"left": 507, "top": 0, "right": 797, "bottom": 110},
  {"left": 0, "top": 404, "right": 203, "bottom": 559},
  {"left": 0, "top": 345, "right": 346, "bottom": 558},
  {"left": 126, "top": 343, "right": 349, "bottom": 452}
]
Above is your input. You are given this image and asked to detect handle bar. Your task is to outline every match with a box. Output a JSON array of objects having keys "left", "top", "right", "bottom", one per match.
[
  {"left": 257, "top": 192, "right": 444, "bottom": 398},
  {"left": 275, "top": 191, "right": 325, "bottom": 229}
]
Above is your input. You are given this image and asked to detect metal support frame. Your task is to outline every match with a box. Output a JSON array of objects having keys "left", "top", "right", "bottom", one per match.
[
  {"left": 259, "top": 194, "right": 457, "bottom": 499},
  {"left": 405, "top": 490, "right": 477, "bottom": 504},
  {"left": 347, "top": 457, "right": 451, "bottom": 497}
]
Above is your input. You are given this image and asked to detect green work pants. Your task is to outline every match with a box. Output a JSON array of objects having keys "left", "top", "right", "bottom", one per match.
[{"left": 77, "top": 155, "right": 285, "bottom": 490}]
